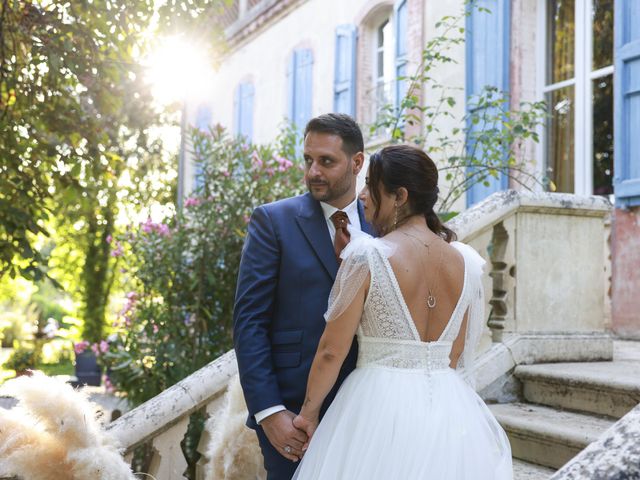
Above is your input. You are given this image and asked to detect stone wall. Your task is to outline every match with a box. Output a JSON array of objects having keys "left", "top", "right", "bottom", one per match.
[{"left": 611, "top": 207, "right": 640, "bottom": 339}]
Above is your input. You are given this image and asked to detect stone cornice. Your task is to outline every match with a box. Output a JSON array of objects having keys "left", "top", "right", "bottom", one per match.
[{"left": 223, "top": 0, "right": 309, "bottom": 53}]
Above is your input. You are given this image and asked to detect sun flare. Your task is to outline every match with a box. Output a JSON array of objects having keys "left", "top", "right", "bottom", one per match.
[{"left": 144, "top": 36, "right": 215, "bottom": 105}]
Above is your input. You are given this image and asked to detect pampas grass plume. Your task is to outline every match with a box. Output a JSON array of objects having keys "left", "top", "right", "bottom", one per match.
[
  {"left": 205, "top": 374, "right": 266, "bottom": 480},
  {"left": 0, "top": 372, "right": 137, "bottom": 480}
]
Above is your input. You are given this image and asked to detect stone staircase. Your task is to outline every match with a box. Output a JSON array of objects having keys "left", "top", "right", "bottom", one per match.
[{"left": 489, "top": 340, "right": 640, "bottom": 479}]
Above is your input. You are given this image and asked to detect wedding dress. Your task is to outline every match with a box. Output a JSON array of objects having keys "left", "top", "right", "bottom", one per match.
[{"left": 292, "top": 233, "right": 512, "bottom": 479}]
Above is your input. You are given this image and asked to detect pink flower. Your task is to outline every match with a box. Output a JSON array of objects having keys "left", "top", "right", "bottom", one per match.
[
  {"left": 91, "top": 343, "right": 100, "bottom": 356},
  {"left": 110, "top": 242, "right": 123, "bottom": 257},
  {"left": 156, "top": 223, "right": 170, "bottom": 236},
  {"left": 222, "top": 170, "right": 230, "bottom": 177},
  {"left": 184, "top": 197, "right": 201, "bottom": 208},
  {"left": 275, "top": 156, "right": 293, "bottom": 172},
  {"left": 153, "top": 324, "right": 159, "bottom": 334},
  {"left": 104, "top": 375, "right": 115, "bottom": 394},
  {"left": 99, "top": 340, "right": 109, "bottom": 353},
  {"left": 74, "top": 340, "right": 90, "bottom": 355},
  {"left": 266, "top": 167, "right": 275, "bottom": 177},
  {"left": 141, "top": 217, "right": 154, "bottom": 233},
  {"left": 106, "top": 235, "right": 112, "bottom": 244},
  {"left": 251, "top": 151, "right": 263, "bottom": 168},
  {"left": 126, "top": 291, "right": 138, "bottom": 300}
]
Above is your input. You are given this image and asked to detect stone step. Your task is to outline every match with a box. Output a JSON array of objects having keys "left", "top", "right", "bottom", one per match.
[
  {"left": 515, "top": 361, "right": 640, "bottom": 419},
  {"left": 513, "top": 459, "right": 555, "bottom": 480},
  {"left": 489, "top": 402, "right": 614, "bottom": 469}
]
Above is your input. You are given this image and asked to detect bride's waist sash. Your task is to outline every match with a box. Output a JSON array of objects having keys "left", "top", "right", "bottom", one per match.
[{"left": 356, "top": 336, "right": 452, "bottom": 371}]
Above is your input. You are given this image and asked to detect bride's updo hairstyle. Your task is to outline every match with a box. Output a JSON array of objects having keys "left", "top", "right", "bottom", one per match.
[{"left": 368, "top": 145, "right": 456, "bottom": 243}]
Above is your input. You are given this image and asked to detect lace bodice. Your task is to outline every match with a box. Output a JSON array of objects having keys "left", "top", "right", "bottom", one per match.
[{"left": 325, "top": 232, "right": 486, "bottom": 382}]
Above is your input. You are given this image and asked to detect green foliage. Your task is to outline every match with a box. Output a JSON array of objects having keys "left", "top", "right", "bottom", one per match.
[
  {"left": 0, "top": 0, "right": 231, "bottom": 282},
  {"left": 0, "top": 311, "right": 29, "bottom": 348},
  {"left": 0, "top": 1, "right": 232, "bottom": 350},
  {"left": 370, "top": 2, "right": 547, "bottom": 212},
  {"left": 5, "top": 345, "right": 39, "bottom": 373},
  {"left": 97, "top": 125, "right": 305, "bottom": 406}
]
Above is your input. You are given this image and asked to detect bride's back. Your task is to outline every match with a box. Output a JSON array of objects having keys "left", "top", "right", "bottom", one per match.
[{"left": 384, "top": 228, "right": 467, "bottom": 363}]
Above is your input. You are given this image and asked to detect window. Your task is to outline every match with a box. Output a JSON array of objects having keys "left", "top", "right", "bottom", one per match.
[
  {"left": 542, "top": 0, "right": 614, "bottom": 196},
  {"left": 360, "top": 0, "right": 409, "bottom": 139},
  {"left": 375, "top": 18, "right": 395, "bottom": 115}
]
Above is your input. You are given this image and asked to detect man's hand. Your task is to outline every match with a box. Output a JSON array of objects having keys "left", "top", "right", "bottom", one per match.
[{"left": 260, "top": 410, "right": 308, "bottom": 462}]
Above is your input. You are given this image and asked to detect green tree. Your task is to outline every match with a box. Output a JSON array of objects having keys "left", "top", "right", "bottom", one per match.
[{"left": 0, "top": 0, "right": 229, "bottom": 342}]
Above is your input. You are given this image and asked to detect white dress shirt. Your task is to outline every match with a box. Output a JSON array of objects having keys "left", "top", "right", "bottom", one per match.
[{"left": 254, "top": 197, "right": 362, "bottom": 424}]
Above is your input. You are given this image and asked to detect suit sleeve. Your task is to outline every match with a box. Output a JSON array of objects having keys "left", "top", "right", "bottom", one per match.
[{"left": 233, "top": 205, "right": 283, "bottom": 417}]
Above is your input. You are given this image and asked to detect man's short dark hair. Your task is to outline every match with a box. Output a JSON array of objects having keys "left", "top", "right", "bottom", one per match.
[{"left": 304, "top": 113, "right": 364, "bottom": 156}]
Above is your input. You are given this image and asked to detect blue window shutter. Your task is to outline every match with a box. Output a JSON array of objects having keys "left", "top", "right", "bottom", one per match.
[
  {"left": 465, "top": 0, "right": 510, "bottom": 207},
  {"left": 287, "top": 53, "right": 295, "bottom": 122},
  {"left": 193, "top": 103, "right": 212, "bottom": 190},
  {"left": 394, "top": 0, "right": 408, "bottom": 108},
  {"left": 240, "top": 83, "right": 254, "bottom": 141},
  {"left": 195, "top": 103, "right": 212, "bottom": 131},
  {"left": 334, "top": 25, "right": 357, "bottom": 115},
  {"left": 614, "top": 0, "right": 640, "bottom": 207},
  {"left": 288, "top": 49, "right": 314, "bottom": 130},
  {"left": 233, "top": 83, "right": 255, "bottom": 142},
  {"left": 294, "top": 49, "right": 313, "bottom": 129},
  {"left": 233, "top": 85, "right": 241, "bottom": 135}
]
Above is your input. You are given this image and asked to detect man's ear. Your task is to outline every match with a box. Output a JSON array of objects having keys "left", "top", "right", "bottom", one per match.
[
  {"left": 396, "top": 187, "right": 409, "bottom": 207},
  {"left": 352, "top": 152, "right": 365, "bottom": 175}
]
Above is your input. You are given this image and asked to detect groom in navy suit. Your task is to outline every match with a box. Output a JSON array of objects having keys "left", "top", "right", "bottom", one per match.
[{"left": 233, "top": 113, "right": 374, "bottom": 479}]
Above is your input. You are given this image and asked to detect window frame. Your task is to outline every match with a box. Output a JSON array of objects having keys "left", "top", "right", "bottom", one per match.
[{"left": 537, "top": 0, "right": 615, "bottom": 196}]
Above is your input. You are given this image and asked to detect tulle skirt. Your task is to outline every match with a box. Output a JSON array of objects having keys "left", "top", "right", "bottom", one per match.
[{"left": 293, "top": 366, "right": 512, "bottom": 480}]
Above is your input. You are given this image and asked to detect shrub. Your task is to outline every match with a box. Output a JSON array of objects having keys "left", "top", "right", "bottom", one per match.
[
  {"left": 5, "top": 345, "right": 39, "bottom": 373},
  {"left": 98, "top": 124, "right": 305, "bottom": 406}
]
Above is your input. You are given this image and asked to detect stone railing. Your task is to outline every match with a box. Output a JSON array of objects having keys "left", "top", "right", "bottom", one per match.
[
  {"left": 551, "top": 404, "right": 640, "bottom": 479},
  {"left": 449, "top": 190, "right": 612, "bottom": 358},
  {"left": 109, "top": 190, "right": 612, "bottom": 478},
  {"left": 106, "top": 351, "right": 238, "bottom": 480}
]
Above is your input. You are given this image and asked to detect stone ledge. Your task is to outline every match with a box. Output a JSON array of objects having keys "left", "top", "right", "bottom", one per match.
[{"left": 447, "top": 190, "right": 612, "bottom": 242}]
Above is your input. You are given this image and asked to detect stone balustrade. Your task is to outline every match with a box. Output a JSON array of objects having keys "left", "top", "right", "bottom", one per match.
[
  {"left": 106, "top": 350, "right": 238, "bottom": 479},
  {"left": 110, "top": 190, "right": 614, "bottom": 478},
  {"left": 551, "top": 404, "right": 640, "bottom": 479}
]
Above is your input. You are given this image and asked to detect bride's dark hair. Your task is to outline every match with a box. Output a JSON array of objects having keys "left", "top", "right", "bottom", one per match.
[{"left": 368, "top": 145, "right": 456, "bottom": 243}]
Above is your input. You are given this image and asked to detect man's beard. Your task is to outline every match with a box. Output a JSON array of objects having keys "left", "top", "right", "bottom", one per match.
[{"left": 306, "top": 168, "right": 353, "bottom": 202}]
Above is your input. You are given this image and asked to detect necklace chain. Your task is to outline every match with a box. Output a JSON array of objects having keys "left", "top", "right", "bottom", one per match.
[{"left": 399, "top": 228, "right": 444, "bottom": 310}]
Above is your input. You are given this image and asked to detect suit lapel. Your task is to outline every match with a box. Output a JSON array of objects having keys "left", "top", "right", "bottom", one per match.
[
  {"left": 295, "top": 194, "right": 339, "bottom": 281},
  {"left": 358, "top": 200, "right": 376, "bottom": 237}
]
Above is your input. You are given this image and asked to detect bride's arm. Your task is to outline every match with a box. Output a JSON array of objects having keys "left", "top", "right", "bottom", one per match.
[{"left": 294, "top": 274, "right": 369, "bottom": 436}]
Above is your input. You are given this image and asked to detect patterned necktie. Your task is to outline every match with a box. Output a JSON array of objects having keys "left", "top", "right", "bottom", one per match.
[{"left": 330, "top": 210, "right": 351, "bottom": 263}]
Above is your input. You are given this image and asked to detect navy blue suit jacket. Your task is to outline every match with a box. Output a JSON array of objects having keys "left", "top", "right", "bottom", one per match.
[{"left": 233, "top": 192, "right": 374, "bottom": 429}]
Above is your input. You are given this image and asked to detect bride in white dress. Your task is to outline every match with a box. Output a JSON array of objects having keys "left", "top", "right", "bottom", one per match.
[{"left": 291, "top": 145, "right": 512, "bottom": 479}]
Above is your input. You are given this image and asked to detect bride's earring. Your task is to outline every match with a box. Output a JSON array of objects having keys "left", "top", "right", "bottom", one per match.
[{"left": 393, "top": 202, "right": 398, "bottom": 231}]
